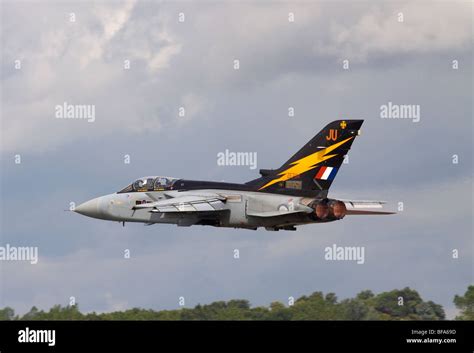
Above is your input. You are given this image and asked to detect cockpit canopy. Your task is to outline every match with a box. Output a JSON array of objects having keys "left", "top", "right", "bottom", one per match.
[{"left": 117, "top": 176, "right": 179, "bottom": 193}]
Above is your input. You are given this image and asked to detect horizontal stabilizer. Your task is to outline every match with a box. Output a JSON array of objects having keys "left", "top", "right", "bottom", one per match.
[
  {"left": 343, "top": 200, "right": 395, "bottom": 215},
  {"left": 346, "top": 210, "right": 396, "bottom": 215}
]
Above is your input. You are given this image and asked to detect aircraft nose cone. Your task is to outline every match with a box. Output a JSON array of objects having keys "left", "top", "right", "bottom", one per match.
[{"left": 75, "top": 197, "right": 103, "bottom": 219}]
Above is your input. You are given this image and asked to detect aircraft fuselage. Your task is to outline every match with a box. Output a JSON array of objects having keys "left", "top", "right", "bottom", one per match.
[{"left": 75, "top": 187, "right": 320, "bottom": 230}]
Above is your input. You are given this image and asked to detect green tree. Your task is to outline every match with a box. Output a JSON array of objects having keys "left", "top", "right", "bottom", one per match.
[
  {"left": 341, "top": 299, "right": 369, "bottom": 320},
  {"left": 356, "top": 290, "right": 374, "bottom": 300},
  {"left": 454, "top": 285, "right": 474, "bottom": 320},
  {"left": 371, "top": 287, "right": 444, "bottom": 320},
  {"left": 21, "top": 306, "right": 42, "bottom": 320},
  {"left": 373, "top": 287, "right": 420, "bottom": 319},
  {"left": 267, "top": 301, "right": 291, "bottom": 320},
  {"left": 290, "top": 291, "right": 344, "bottom": 320},
  {"left": 0, "top": 307, "right": 15, "bottom": 320},
  {"left": 0, "top": 287, "right": 447, "bottom": 321}
]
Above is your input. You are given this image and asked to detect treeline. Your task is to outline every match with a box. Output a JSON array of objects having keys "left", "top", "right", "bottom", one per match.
[{"left": 1, "top": 286, "right": 472, "bottom": 321}]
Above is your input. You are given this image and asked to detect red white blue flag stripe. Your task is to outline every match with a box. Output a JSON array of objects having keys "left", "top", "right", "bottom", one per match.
[{"left": 314, "top": 166, "right": 338, "bottom": 180}]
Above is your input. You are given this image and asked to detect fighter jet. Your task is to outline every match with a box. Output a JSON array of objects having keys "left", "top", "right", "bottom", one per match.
[{"left": 74, "top": 120, "right": 394, "bottom": 231}]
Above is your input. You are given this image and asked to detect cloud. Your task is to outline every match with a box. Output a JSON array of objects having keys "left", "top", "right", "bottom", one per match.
[
  {"left": 148, "top": 42, "right": 182, "bottom": 71},
  {"left": 94, "top": 1, "right": 137, "bottom": 42},
  {"left": 1, "top": 0, "right": 183, "bottom": 154},
  {"left": 318, "top": 2, "right": 472, "bottom": 61},
  {"left": 2, "top": 1, "right": 471, "bottom": 154}
]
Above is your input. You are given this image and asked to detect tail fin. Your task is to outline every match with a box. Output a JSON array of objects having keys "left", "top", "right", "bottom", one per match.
[{"left": 248, "top": 120, "right": 363, "bottom": 197}]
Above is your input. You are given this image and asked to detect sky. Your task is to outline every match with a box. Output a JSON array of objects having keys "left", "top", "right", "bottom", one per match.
[{"left": 0, "top": 0, "right": 472, "bottom": 319}]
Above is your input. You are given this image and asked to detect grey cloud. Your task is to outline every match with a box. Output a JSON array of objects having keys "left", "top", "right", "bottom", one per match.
[{"left": 2, "top": 1, "right": 471, "bottom": 154}]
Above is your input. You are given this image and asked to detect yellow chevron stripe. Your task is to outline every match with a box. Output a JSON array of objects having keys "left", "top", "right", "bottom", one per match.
[{"left": 259, "top": 136, "right": 354, "bottom": 190}]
